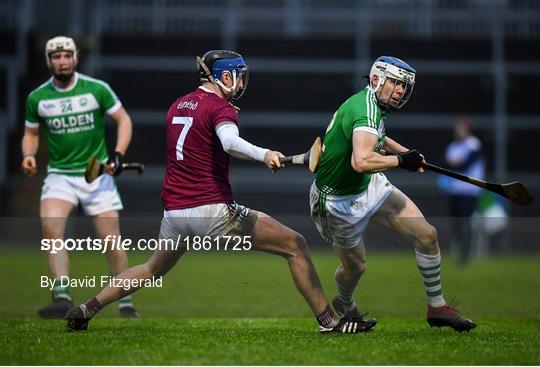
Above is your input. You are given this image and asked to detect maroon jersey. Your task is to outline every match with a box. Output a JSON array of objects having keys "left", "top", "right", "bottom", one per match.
[{"left": 161, "top": 86, "right": 239, "bottom": 210}]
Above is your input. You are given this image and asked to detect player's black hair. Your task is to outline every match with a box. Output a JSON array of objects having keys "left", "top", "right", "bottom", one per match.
[{"left": 360, "top": 75, "right": 370, "bottom": 89}]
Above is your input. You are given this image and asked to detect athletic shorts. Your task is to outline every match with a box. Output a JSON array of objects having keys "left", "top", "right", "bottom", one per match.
[
  {"left": 41, "top": 173, "right": 123, "bottom": 216},
  {"left": 310, "top": 173, "right": 393, "bottom": 249},
  {"left": 159, "top": 202, "right": 258, "bottom": 242}
]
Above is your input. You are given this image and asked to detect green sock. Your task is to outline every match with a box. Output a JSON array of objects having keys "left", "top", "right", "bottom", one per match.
[
  {"left": 335, "top": 267, "right": 356, "bottom": 309},
  {"left": 336, "top": 282, "right": 355, "bottom": 308},
  {"left": 52, "top": 278, "right": 71, "bottom": 301},
  {"left": 119, "top": 295, "right": 133, "bottom": 309}
]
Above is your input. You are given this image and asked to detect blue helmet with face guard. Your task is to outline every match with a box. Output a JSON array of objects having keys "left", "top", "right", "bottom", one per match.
[
  {"left": 197, "top": 50, "right": 249, "bottom": 101},
  {"left": 369, "top": 56, "right": 416, "bottom": 111}
]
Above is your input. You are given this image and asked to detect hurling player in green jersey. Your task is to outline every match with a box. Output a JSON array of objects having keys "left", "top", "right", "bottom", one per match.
[
  {"left": 21, "top": 36, "right": 138, "bottom": 318},
  {"left": 311, "top": 56, "right": 476, "bottom": 332}
]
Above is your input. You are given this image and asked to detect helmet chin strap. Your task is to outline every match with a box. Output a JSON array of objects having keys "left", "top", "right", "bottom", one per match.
[
  {"left": 215, "top": 70, "right": 238, "bottom": 99},
  {"left": 370, "top": 75, "right": 384, "bottom": 94}
]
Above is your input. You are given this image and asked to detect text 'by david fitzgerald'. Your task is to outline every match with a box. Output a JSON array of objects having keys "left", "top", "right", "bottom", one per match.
[{"left": 40, "top": 276, "right": 163, "bottom": 291}]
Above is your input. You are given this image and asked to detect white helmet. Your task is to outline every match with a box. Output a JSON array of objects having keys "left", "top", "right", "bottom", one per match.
[
  {"left": 369, "top": 56, "right": 416, "bottom": 111},
  {"left": 45, "top": 36, "right": 78, "bottom": 67}
]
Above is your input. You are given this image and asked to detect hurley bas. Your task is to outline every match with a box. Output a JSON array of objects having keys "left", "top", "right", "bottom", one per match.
[{"left": 41, "top": 276, "right": 163, "bottom": 291}]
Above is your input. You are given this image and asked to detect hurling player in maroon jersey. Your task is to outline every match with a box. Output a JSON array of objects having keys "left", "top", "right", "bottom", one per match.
[{"left": 66, "top": 50, "right": 373, "bottom": 334}]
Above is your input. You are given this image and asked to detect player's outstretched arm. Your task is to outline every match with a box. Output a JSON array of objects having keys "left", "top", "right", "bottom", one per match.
[
  {"left": 21, "top": 127, "right": 39, "bottom": 177},
  {"left": 351, "top": 130, "right": 399, "bottom": 173},
  {"left": 216, "top": 123, "right": 284, "bottom": 171}
]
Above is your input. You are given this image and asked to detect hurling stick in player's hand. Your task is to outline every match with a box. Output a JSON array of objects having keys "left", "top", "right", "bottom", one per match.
[
  {"left": 422, "top": 162, "right": 533, "bottom": 207},
  {"left": 279, "top": 137, "right": 322, "bottom": 173},
  {"left": 85, "top": 156, "right": 145, "bottom": 183},
  {"left": 379, "top": 149, "right": 534, "bottom": 207}
]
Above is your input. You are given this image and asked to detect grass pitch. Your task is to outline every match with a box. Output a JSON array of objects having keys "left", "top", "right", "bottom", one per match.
[{"left": 1, "top": 249, "right": 539, "bottom": 365}]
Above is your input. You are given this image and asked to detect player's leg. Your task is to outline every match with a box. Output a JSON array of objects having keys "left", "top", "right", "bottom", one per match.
[
  {"left": 41, "top": 199, "right": 74, "bottom": 282},
  {"left": 81, "top": 174, "right": 138, "bottom": 317},
  {"left": 250, "top": 212, "right": 329, "bottom": 314},
  {"left": 372, "top": 187, "right": 476, "bottom": 332},
  {"left": 249, "top": 212, "right": 374, "bottom": 333},
  {"left": 331, "top": 241, "right": 367, "bottom": 319},
  {"left": 309, "top": 178, "right": 390, "bottom": 331},
  {"left": 38, "top": 176, "right": 78, "bottom": 318},
  {"left": 93, "top": 211, "right": 127, "bottom": 275},
  {"left": 92, "top": 209, "right": 138, "bottom": 317},
  {"left": 67, "top": 247, "right": 186, "bottom": 331},
  {"left": 66, "top": 216, "right": 186, "bottom": 331},
  {"left": 95, "top": 246, "right": 186, "bottom": 308}
]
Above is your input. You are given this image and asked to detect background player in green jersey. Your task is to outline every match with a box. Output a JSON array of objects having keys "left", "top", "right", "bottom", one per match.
[
  {"left": 20, "top": 36, "right": 138, "bottom": 318},
  {"left": 311, "top": 56, "right": 476, "bottom": 332}
]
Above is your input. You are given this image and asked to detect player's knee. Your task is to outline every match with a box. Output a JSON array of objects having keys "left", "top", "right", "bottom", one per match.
[
  {"left": 145, "top": 255, "right": 177, "bottom": 278},
  {"left": 285, "top": 232, "right": 308, "bottom": 258},
  {"left": 294, "top": 232, "right": 308, "bottom": 250},
  {"left": 416, "top": 225, "right": 438, "bottom": 253},
  {"left": 41, "top": 221, "right": 63, "bottom": 240}
]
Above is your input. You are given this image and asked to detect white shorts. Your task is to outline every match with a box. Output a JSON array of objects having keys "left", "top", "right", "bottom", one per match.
[
  {"left": 159, "top": 202, "right": 258, "bottom": 241},
  {"left": 41, "top": 173, "right": 123, "bottom": 216},
  {"left": 310, "top": 173, "right": 393, "bottom": 249}
]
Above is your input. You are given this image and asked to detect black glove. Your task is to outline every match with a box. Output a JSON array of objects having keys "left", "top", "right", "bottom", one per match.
[
  {"left": 107, "top": 151, "right": 124, "bottom": 176},
  {"left": 397, "top": 150, "right": 423, "bottom": 171}
]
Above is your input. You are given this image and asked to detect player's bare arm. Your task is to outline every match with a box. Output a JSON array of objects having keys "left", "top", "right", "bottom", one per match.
[
  {"left": 21, "top": 126, "right": 39, "bottom": 177},
  {"left": 351, "top": 130, "right": 399, "bottom": 173},
  {"left": 382, "top": 136, "right": 408, "bottom": 154},
  {"left": 110, "top": 106, "right": 133, "bottom": 155},
  {"left": 383, "top": 136, "right": 425, "bottom": 172},
  {"left": 106, "top": 106, "right": 133, "bottom": 175}
]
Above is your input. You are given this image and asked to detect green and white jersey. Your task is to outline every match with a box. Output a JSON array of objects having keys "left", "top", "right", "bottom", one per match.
[
  {"left": 316, "top": 87, "right": 387, "bottom": 196},
  {"left": 25, "top": 72, "right": 121, "bottom": 175}
]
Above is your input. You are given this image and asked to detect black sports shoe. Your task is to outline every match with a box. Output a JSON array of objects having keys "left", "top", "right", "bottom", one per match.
[
  {"left": 65, "top": 305, "right": 91, "bottom": 332},
  {"left": 119, "top": 305, "right": 140, "bottom": 318},
  {"left": 427, "top": 299, "right": 476, "bottom": 332},
  {"left": 37, "top": 298, "right": 74, "bottom": 319},
  {"left": 332, "top": 296, "right": 363, "bottom": 318},
  {"left": 319, "top": 316, "right": 377, "bottom": 333}
]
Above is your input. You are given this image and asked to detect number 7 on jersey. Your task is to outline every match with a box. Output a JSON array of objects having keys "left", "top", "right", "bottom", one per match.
[{"left": 172, "top": 116, "right": 193, "bottom": 160}]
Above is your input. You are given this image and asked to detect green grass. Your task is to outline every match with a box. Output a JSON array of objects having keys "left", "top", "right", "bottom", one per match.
[{"left": 1, "top": 249, "right": 539, "bottom": 365}]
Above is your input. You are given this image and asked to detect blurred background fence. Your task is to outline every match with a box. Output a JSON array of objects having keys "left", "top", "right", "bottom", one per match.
[{"left": 0, "top": 0, "right": 539, "bottom": 252}]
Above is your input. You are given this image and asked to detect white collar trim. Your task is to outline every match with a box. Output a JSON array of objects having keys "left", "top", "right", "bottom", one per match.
[{"left": 198, "top": 86, "right": 216, "bottom": 94}]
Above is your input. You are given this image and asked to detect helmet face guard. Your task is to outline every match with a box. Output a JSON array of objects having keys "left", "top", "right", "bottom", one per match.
[
  {"left": 377, "top": 74, "right": 414, "bottom": 111},
  {"left": 369, "top": 56, "right": 415, "bottom": 111},
  {"left": 197, "top": 50, "right": 249, "bottom": 101}
]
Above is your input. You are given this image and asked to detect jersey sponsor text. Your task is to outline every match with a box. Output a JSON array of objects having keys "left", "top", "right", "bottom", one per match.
[{"left": 46, "top": 113, "right": 95, "bottom": 134}]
